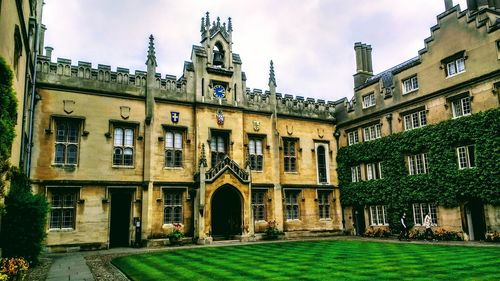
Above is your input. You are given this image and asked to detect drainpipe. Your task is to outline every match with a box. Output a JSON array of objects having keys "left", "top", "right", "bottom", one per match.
[{"left": 26, "top": 8, "right": 43, "bottom": 178}]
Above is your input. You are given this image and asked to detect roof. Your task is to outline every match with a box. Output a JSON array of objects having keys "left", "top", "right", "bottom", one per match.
[{"left": 359, "top": 56, "right": 421, "bottom": 89}]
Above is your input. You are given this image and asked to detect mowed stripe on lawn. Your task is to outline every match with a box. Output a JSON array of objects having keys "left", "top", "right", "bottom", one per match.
[{"left": 112, "top": 240, "right": 500, "bottom": 281}]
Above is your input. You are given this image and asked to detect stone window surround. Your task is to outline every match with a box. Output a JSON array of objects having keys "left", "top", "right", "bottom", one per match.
[
  {"left": 402, "top": 75, "right": 419, "bottom": 95},
  {"left": 46, "top": 186, "right": 82, "bottom": 231},
  {"left": 314, "top": 142, "right": 330, "bottom": 184},
  {"left": 283, "top": 188, "right": 303, "bottom": 221}
]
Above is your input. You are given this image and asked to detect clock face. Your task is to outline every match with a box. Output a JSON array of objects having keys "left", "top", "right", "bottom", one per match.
[{"left": 213, "top": 85, "right": 226, "bottom": 98}]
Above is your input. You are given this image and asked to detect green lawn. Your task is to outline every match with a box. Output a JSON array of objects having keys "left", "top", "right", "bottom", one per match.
[{"left": 112, "top": 240, "right": 500, "bottom": 281}]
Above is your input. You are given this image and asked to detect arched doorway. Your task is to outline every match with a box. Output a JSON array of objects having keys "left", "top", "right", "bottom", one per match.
[{"left": 211, "top": 185, "right": 242, "bottom": 240}]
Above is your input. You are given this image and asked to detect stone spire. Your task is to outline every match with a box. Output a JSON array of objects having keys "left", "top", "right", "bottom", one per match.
[
  {"left": 228, "top": 17, "right": 233, "bottom": 32},
  {"left": 205, "top": 12, "right": 210, "bottom": 28},
  {"left": 269, "top": 60, "right": 277, "bottom": 87},
  {"left": 200, "top": 17, "right": 206, "bottom": 32},
  {"left": 216, "top": 17, "right": 221, "bottom": 28},
  {"left": 146, "top": 34, "right": 157, "bottom": 67}
]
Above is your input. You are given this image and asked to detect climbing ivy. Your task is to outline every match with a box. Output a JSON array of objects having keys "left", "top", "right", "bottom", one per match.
[
  {"left": 337, "top": 108, "right": 500, "bottom": 229},
  {"left": 0, "top": 57, "right": 18, "bottom": 197}
]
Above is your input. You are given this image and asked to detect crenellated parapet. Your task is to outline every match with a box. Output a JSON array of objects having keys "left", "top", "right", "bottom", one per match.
[
  {"left": 36, "top": 55, "right": 187, "bottom": 95},
  {"left": 275, "top": 93, "right": 337, "bottom": 120}
]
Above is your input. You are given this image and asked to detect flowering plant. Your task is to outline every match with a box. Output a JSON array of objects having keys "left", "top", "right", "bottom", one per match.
[
  {"left": 167, "top": 223, "right": 185, "bottom": 241},
  {"left": 264, "top": 220, "right": 282, "bottom": 239},
  {"left": 0, "top": 257, "right": 29, "bottom": 281}
]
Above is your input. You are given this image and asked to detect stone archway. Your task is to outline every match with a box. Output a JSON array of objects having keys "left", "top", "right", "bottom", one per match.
[{"left": 211, "top": 185, "right": 242, "bottom": 240}]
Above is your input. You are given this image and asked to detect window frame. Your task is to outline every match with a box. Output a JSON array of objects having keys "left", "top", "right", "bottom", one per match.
[
  {"left": 163, "top": 190, "right": 183, "bottom": 225},
  {"left": 351, "top": 165, "right": 361, "bottom": 182},
  {"left": 165, "top": 129, "right": 184, "bottom": 168},
  {"left": 251, "top": 190, "right": 266, "bottom": 221},
  {"left": 362, "top": 93, "right": 376, "bottom": 109},
  {"left": 248, "top": 137, "right": 264, "bottom": 171},
  {"left": 112, "top": 125, "right": 136, "bottom": 167},
  {"left": 53, "top": 118, "right": 81, "bottom": 165},
  {"left": 446, "top": 58, "right": 465, "bottom": 78},
  {"left": 369, "top": 205, "right": 388, "bottom": 226},
  {"left": 283, "top": 138, "right": 298, "bottom": 173},
  {"left": 457, "top": 145, "right": 475, "bottom": 169},
  {"left": 284, "top": 190, "right": 300, "bottom": 220},
  {"left": 318, "top": 191, "right": 331, "bottom": 220},
  {"left": 366, "top": 162, "right": 382, "bottom": 180},
  {"left": 363, "top": 123, "right": 381, "bottom": 142},
  {"left": 315, "top": 143, "right": 329, "bottom": 184},
  {"left": 407, "top": 153, "right": 429, "bottom": 175},
  {"left": 402, "top": 75, "right": 419, "bottom": 94},
  {"left": 347, "top": 130, "right": 359, "bottom": 146},
  {"left": 451, "top": 96, "right": 472, "bottom": 118},
  {"left": 403, "top": 110, "right": 427, "bottom": 131},
  {"left": 210, "top": 130, "right": 229, "bottom": 167},
  {"left": 412, "top": 203, "right": 438, "bottom": 226},
  {"left": 49, "top": 190, "right": 77, "bottom": 230}
]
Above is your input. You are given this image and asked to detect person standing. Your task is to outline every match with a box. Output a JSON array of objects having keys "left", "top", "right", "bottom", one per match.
[
  {"left": 424, "top": 212, "right": 434, "bottom": 241},
  {"left": 399, "top": 212, "right": 409, "bottom": 241}
]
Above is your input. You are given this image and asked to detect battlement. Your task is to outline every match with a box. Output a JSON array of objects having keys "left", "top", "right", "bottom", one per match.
[{"left": 36, "top": 55, "right": 186, "bottom": 92}]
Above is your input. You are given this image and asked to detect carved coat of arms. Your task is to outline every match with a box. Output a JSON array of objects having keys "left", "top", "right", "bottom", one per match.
[
  {"left": 216, "top": 110, "right": 224, "bottom": 125},
  {"left": 64, "top": 100, "right": 75, "bottom": 114},
  {"left": 120, "top": 106, "right": 130, "bottom": 119},
  {"left": 253, "top": 120, "right": 261, "bottom": 132},
  {"left": 171, "top": 111, "right": 180, "bottom": 123}
]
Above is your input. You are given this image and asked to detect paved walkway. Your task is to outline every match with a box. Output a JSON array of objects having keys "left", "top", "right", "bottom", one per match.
[
  {"left": 44, "top": 237, "right": 500, "bottom": 281},
  {"left": 46, "top": 252, "right": 94, "bottom": 281}
]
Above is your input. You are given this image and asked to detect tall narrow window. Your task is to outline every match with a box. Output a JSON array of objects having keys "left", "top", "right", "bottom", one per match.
[
  {"left": 347, "top": 130, "right": 359, "bottom": 146},
  {"left": 457, "top": 145, "right": 475, "bottom": 169},
  {"left": 412, "top": 203, "right": 438, "bottom": 226},
  {"left": 49, "top": 191, "right": 76, "bottom": 229},
  {"left": 285, "top": 191, "right": 300, "bottom": 220},
  {"left": 283, "top": 139, "right": 297, "bottom": 172},
  {"left": 54, "top": 119, "right": 80, "bottom": 165},
  {"left": 366, "top": 162, "right": 382, "bottom": 180},
  {"left": 318, "top": 191, "right": 331, "bottom": 219},
  {"left": 163, "top": 191, "right": 183, "bottom": 224},
  {"left": 248, "top": 138, "right": 263, "bottom": 171},
  {"left": 113, "top": 127, "right": 134, "bottom": 166},
  {"left": 451, "top": 96, "right": 471, "bottom": 118},
  {"left": 210, "top": 132, "right": 228, "bottom": 167},
  {"left": 165, "top": 130, "right": 183, "bottom": 167},
  {"left": 369, "top": 205, "right": 388, "bottom": 226},
  {"left": 351, "top": 165, "right": 361, "bottom": 182},
  {"left": 316, "top": 145, "right": 328, "bottom": 183},
  {"left": 407, "top": 153, "right": 429, "bottom": 175},
  {"left": 251, "top": 190, "right": 266, "bottom": 221}
]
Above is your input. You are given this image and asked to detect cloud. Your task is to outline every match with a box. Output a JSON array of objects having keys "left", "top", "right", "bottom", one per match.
[{"left": 42, "top": 0, "right": 469, "bottom": 101}]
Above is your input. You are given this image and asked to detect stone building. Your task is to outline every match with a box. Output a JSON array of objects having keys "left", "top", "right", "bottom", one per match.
[
  {"left": 32, "top": 13, "right": 341, "bottom": 250},
  {"left": 0, "top": 0, "right": 498, "bottom": 252},
  {"left": 336, "top": 1, "right": 500, "bottom": 240}
]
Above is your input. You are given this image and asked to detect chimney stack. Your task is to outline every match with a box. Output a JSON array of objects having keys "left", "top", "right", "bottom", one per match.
[
  {"left": 353, "top": 42, "right": 373, "bottom": 88},
  {"left": 444, "top": 0, "right": 453, "bottom": 10},
  {"left": 45, "top": 46, "right": 53, "bottom": 60}
]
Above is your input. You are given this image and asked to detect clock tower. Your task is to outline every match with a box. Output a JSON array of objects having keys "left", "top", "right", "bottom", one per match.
[{"left": 188, "top": 12, "right": 246, "bottom": 105}]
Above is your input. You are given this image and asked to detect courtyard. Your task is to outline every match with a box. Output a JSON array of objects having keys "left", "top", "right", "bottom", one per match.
[{"left": 111, "top": 240, "right": 500, "bottom": 281}]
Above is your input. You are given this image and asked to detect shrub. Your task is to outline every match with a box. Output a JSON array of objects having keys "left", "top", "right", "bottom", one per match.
[
  {"left": 0, "top": 169, "right": 48, "bottom": 265},
  {"left": 363, "top": 227, "right": 391, "bottom": 238},
  {"left": 409, "top": 228, "right": 463, "bottom": 241}
]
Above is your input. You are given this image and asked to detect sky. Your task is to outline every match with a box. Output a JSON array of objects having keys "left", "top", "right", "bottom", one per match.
[{"left": 41, "top": 0, "right": 468, "bottom": 102}]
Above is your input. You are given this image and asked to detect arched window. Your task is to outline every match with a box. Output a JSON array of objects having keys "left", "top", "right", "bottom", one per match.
[
  {"left": 317, "top": 145, "right": 328, "bottom": 183},
  {"left": 54, "top": 119, "right": 80, "bottom": 165}
]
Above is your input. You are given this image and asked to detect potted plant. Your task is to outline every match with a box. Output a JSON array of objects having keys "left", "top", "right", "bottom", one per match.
[
  {"left": 167, "top": 223, "right": 184, "bottom": 245},
  {"left": 264, "top": 220, "right": 282, "bottom": 240}
]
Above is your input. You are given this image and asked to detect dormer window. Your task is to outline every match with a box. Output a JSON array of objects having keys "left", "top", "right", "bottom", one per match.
[
  {"left": 362, "top": 93, "right": 376, "bottom": 108},
  {"left": 212, "top": 42, "right": 225, "bottom": 67}
]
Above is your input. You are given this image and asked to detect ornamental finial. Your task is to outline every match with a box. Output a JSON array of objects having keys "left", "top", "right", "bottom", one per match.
[
  {"left": 146, "top": 34, "right": 157, "bottom": 67},
  {"left": 269, "top": 60, "right": 276, "bottom": 87},
  {"left": 228, "top": 17, "right": 233, "bottom": 32}
]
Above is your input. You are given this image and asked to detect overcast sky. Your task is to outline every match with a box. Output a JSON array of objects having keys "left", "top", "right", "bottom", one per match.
[{"left": 42, "top": 0, "right": 468, "bottom": 102}]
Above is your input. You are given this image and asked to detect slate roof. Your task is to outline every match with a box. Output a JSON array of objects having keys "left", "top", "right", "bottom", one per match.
[{"left": 361, "top": 56, "right": 421, "bottom": 89}]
